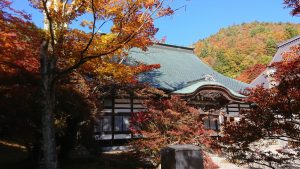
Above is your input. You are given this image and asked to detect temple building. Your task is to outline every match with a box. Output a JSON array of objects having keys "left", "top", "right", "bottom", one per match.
[
  {"left": 94, "top": 43, "right": 252, "bottom": 146},
  {"left": 251, "top": 35, "right": 300, "bottom": 88}
]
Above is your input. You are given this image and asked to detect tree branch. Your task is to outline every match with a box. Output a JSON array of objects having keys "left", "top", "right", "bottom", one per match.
[
  {"left": 41, "top": 0, "right": 56, "bottom": 55},
  {"left": 80, "top": 0, "right": 96, "bottom": 57},
  {"left": 55, "top": 0, "right": 169, "bottom": 79}
]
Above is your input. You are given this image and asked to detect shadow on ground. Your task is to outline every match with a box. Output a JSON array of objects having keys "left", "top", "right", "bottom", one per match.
[{"left": 0, "top": 144, "right": 154, "bottom": 169}]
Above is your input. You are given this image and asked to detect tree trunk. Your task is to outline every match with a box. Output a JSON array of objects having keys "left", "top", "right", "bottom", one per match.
[{"left": 40, "top": 40, "right": 58, "bottom": 169}]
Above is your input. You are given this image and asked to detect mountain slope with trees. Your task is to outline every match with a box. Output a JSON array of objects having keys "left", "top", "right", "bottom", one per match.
[{"left": 194, "top": 22, "right": 300, "bottom": 83}]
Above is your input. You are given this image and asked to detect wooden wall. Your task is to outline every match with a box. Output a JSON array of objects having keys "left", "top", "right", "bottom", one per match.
[
  {"left": 94, "top": 97, "right": 145, "bottom": 145},
  {"left": 94, "top": 98, "right": 251, "bottom": 144}
]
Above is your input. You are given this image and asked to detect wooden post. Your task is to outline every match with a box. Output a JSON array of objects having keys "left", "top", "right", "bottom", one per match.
[
  {"left": 111, "top": 94, "right": 115, "bottom": 144},
  {"left": 130, "top": 92, "right": 134, "bottom": 139},
  {"left": 161, "top": 145, "right": 204, "bottom": 169}
]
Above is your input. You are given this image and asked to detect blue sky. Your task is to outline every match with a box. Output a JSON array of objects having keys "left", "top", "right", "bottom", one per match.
[{"left": 11, "top": 0, "right": 300, "bottom": 46}]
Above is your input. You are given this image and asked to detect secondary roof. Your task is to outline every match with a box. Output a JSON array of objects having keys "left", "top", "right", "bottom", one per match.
[{"left": 251, "top": 35, "right": 300, "bottom": 88}]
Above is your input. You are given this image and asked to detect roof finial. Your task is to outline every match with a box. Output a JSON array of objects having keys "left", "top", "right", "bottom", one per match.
[{"left": 202, "top": 74, "right": 216, "bottom": 81}]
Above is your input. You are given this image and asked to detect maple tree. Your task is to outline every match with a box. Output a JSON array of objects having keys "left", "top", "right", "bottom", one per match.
[
  {"left": 0, "top": 2, "right": 96, "bottom": 158},
  {"left": 129, "top": 96, "right": 218, "bottom": 169},
  {"left": 220, "top": 45, "right": 300, "bottom": 168},
  {"left": 0, "top": 0, "right": 42, "bottom": 73},
  {"left": 219, "top": 2, "right": 300, "bottom": 168},
  {"left": 284, "top": 0, "right": 300, "bottom": 16},
  {"left": 236, "top": 64, "right": 266, "bottom": 83},
  {"left": 1, "top": 0, "right": 173, "bottom": 168}
]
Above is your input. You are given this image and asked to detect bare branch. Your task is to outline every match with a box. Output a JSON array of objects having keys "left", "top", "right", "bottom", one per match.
[
  {"left": 80, "top": 0, "right": 96, "bottom": 57},
  {"left": 41, "top": 0, "right": 56, "bottom": 55},
  {"left": 95, "top": 18, "right": 113, "bottom": 34},
  {"left": 62, "top": 0, "right": 68, "bottom": 16}
]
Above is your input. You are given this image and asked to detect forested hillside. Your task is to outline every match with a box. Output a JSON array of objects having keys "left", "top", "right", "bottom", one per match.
[{"left": 194, "top": 22, "right": 300, "bottom": 83}]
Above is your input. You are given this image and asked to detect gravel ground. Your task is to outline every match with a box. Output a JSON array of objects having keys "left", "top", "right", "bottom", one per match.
[{"left": 207, "top": 152, "right": 249, "bottom": 169}]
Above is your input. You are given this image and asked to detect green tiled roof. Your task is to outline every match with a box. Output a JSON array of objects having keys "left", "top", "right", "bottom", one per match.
[
  {"left": 127, "top": 44, "right": 251, "bottom": 97},
  {"left": 172, "top": 81, "right": 246, "bottom": 98}
]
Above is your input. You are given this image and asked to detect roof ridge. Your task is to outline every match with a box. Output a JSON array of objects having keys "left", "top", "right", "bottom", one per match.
[
  {"left": 277, "top": 35, "right": 300, "bottom": 48},
  {"left": 155, "top": 43, "right": 194, "bottom": 51}
]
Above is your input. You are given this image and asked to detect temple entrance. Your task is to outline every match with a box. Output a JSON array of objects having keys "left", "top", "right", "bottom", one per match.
[{"left": 177, "top": 88, "right": 251, "bottom": 137}]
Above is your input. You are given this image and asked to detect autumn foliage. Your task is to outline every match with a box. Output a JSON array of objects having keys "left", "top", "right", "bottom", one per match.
[
  {"left": 0, "top": 0, "right": 42, "bottom": 74},
  {"left": 284, "top": 0, "right": 300, "bottom": 16},
  {"left": 236, "top": 64, "right": 266, "bottom": 83},
  {"left": 220, "top": 45, "right": 300, "bottom": 168},
  {"left": 1, "top": 1, "right": 171, "bottom": 168},
  {"left": 129, "top": 96, "right": 217, "bottom": 168},
  {"left": 194, "top": 22, "right": 300, "bottom": 80}
]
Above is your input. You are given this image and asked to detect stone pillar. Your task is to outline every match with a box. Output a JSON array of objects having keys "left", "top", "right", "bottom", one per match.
[{"left": 161, "top": 144, "right": 204, "bottom": 169}]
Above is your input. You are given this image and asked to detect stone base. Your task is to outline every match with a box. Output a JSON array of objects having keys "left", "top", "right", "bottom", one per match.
[{"left": 161, "top": 144, "right": 204, "bottom": 169}]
